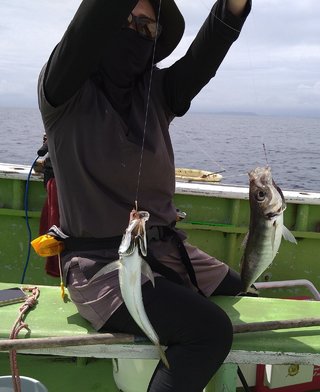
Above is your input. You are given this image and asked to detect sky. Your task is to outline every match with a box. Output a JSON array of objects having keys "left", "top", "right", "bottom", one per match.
[{"left": 0, "top": 0, "right": 319, "bottom": 116}]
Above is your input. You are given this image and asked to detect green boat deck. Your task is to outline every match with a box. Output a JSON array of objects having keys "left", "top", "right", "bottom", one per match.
[
  {"left": 1, "top": 282, "right": 320, "bottom": 361},
  {"left": 1, "top": 282, "right": 320, "bottom": 391}
]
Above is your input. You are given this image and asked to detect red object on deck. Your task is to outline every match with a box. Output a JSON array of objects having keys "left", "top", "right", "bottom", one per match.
[{"left": 39, "top": 178, "right": 60, "bottom": 277}]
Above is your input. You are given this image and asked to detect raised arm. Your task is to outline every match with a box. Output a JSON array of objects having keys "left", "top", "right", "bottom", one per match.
[
  {"left": 227, "top": 0, "right": 249, "bottom": 17},
  {"left": 163, "top": 0, "right": 251, "bottom": 116},
  {"left": 43, "top": 0, "right": 138, "bottom": 107}
]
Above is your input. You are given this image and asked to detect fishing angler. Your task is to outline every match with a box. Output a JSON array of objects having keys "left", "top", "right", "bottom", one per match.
[
  {"left": 240, "top": 166, "right": 297, "bottom": 294},
  {"left": 35, "top": 0, "right": 252, "bottom": 390}
]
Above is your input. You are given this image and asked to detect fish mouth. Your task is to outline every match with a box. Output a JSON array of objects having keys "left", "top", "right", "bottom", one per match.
[
  {"left": 265, "top": 211, "right": 281, "bottom": 219},
  {"left": 263, "top": 187, "right": 286, "bottom": 220},
  {"left": 265, "top": 203, "right": 285, "bottom": 219}
]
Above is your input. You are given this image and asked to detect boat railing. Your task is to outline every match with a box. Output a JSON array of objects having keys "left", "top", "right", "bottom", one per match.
[{"left": 255, "top": 279, "right": 320, "bottom": 301}]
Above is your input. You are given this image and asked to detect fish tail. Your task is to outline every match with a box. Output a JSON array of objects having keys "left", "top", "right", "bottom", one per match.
[
  {"left": 237, "top": 285, "right": 259, "bottom": 297},
  {"left": 157, "top": 344, "right": 170, "bottom": 369}
]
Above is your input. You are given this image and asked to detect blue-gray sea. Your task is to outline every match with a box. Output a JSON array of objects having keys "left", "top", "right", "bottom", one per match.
[{"left": 0, "top": 107, "right": 319, "bottom": 191}]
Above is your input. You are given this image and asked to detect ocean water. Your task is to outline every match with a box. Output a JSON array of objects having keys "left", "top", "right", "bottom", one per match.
[{"left": 0, "top": 107, "right": 319, "bottom": 191}]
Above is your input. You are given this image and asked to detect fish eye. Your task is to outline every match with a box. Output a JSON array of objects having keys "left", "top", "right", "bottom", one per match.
[{"left": 255, "top": 190, "right": 265, "bottom": 201}]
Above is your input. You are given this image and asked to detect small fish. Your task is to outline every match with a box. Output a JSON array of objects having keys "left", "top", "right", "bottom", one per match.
[
  {"left": 96, "top": 209, "right": 169, "bottom": 368},
  {"left": 240, "top": 167, "right": 297, "bottom": 293}
]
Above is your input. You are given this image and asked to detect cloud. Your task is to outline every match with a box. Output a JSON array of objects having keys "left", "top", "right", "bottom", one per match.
[
  {"left": 0, "top": 0, "right": 319, "bottom": 115},
  {"left": 0, "top": 0, "right": 79, "bottom": 106}
]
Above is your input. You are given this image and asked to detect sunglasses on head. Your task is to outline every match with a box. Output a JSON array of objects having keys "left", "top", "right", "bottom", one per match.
[{"left": 124, "top": 13, "right": 162, "bottom": 40}]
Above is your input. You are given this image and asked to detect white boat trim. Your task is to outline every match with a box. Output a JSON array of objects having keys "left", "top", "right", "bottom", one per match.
[
  {"left": 175, "top": 181, "right": 320, "bottom": 205},
  {"left": 1, "top": 162, "right": 320, "bottom": 205},
  {"left": 0, "top": 162, "right": 43, "bottom": 181},
  {"left": 14, "top": 346, "right": 320, "bottom": 366}
]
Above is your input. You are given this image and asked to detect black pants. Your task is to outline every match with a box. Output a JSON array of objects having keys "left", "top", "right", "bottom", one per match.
[{"left": 102, "top": 269, "right": 241, "bottom": 392}]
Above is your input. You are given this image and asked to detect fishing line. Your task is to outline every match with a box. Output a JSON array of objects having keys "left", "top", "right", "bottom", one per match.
[
  {"left": 21, "top": 155, "right": 39, "bottom": 284},
  {"left": 178, "top": 0, "right": 263, "bottom": 182},
  {"left": 263, "top": 143, "right": 270, "bottom": 166},
  {"left": 135, "top": 0, "right": 258, "bottom": 193},
  {"left": 134, "top": 0, "right": 163, "bottom": 210},
  {"left": 170, "top": 120, "right": 226, "bottom": 174},
  {"left": 197, "top": 0, "right": 260, "bottom": 111},
  {"left": 171, "top": 117, "right": 255, "bottom": 182},
  {"left": 218, "top": 172, "right": 249, "bottom": 181},
  {"left": 198, "top": 0, "right": 241, "bottom": 33}
]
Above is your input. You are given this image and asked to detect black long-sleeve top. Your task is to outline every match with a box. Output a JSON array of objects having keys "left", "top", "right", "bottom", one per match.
[
  {"left": 38, "top": 0, "right": 251, "bottom": 328},
  {"left": 39, "top": 0, "right": 251, "bottom": 240},
  {"left": 44, "top": 0, "right": 251, "bottom": 113}
]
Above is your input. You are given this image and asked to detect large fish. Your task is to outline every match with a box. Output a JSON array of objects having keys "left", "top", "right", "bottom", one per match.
[
  {"left": 94, "top": 209, "right": 169, "bottom": 368},
  {"left": 240, "top": 167, "right": 297, "bottom": 293}
]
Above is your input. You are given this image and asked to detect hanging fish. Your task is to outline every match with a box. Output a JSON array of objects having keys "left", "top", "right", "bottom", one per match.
[
  {"left": 240, "top": 167, "right": 297, "bottom": 293},
  {"left": 118, "top": 210, "right": 169, "bottom": 368},
  {"left": 95, "top": 209, "right": 169, "bottom": 368}
]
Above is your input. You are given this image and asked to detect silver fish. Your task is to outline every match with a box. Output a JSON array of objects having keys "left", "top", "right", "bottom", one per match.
[
  {"left": 96, "top": 210, "right": 169, "bottom": 368},
  {"left": 240, "top": 167, "right": 297, "bottom": 293}
]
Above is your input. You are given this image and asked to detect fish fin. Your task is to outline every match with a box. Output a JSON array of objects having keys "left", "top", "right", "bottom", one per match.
[
  {"left": 239, "top": 255, "right": 243, "bottom": 269},
  {"left": 271, "top": 223, "right": 277, "bottom": 253},
  {"left": 141, "top": 259, "right": 155, "bottom": 287},
  {"left": 138, "top": 234, "right": 147, "bottom": 257},
  {"left": 237, "top": 285, "right": 259, "bottom": 297},
  {"left": 273, "top": 179, "right": 287, "bottom": 211},
  {"left": 90, "top": 260, "right": 121, "bottom": 282},
  {"left": 282, "top": 226, "right": 297, "bottom": 244},
  {"left": 157, "top": 345, "right": 170, "bottom": 369},
  {"left": 241, "top": 232, "right": 249, "bottom": 249},
  {"left": 139, "top": 213, "right": 149, "bottom": 256},
  {"left": 119, "top": 232, "right": 133, "bottom": 255}
]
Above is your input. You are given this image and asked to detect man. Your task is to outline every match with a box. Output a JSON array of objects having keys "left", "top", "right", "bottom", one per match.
[{"left": 38, "top": 1, "right": 251, "bottom": 390}]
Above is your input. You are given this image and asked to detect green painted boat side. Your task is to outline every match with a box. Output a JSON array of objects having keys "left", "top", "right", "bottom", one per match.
[
  {"left": 1, "top": 163, "right": 320, "bottom": 298},
  {"left": 0, "top": 354, "right": 119, "bottom": 392}
]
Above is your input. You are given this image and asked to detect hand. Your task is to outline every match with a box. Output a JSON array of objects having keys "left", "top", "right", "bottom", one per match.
[{"left": 226, "top": 0, "right": 248, "bottom": 17}]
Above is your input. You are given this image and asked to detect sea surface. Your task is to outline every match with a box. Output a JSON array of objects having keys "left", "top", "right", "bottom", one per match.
[{"left": 0, "top": 107, "right": 319, "bottom": 191}]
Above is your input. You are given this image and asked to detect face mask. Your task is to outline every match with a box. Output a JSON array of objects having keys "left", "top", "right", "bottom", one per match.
[{"left": 101, "top": 28, "right": 155, "bottom": 88}]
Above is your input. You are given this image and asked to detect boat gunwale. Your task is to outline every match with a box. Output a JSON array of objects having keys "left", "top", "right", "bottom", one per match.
[
  {"left": 1, "top": 162, "right": 320, "bottom": 205},
  {"left": 176, "top": 182, "right": 320, "bottom": 205}
]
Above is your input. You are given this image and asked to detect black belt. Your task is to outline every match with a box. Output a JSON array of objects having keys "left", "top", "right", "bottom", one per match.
[
  {"left": 64, "top": 226, "right": 204, "bottom": 296},
  {"left": 63, "top": 225, "right": 172, "bottom": 251},
  {"left": 64, "top": 235, "right": 122, "bottom": 251}
]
